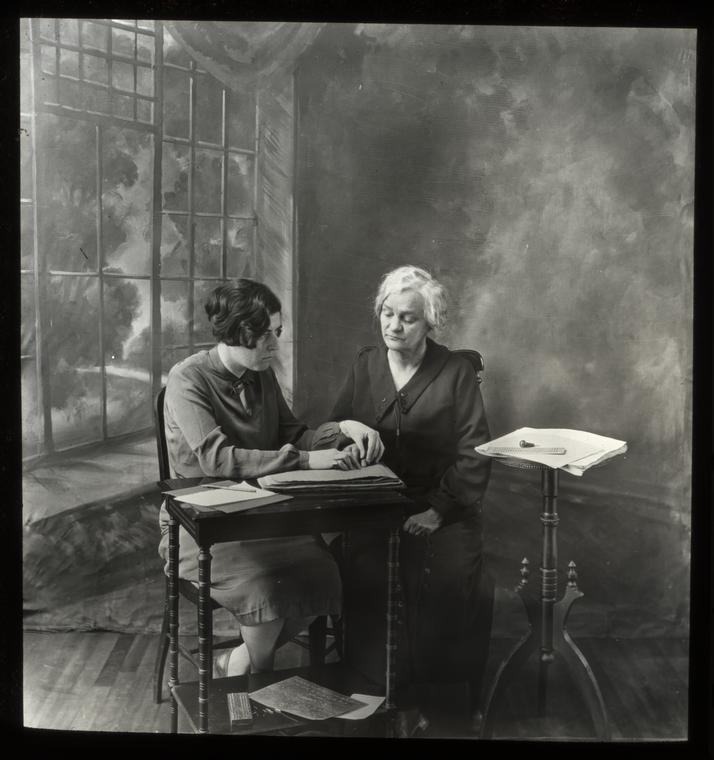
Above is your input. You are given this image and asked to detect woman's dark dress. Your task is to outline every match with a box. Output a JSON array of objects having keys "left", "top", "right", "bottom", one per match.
[{"left": 331, "top": 339, "right": 493, "bottom": 705}]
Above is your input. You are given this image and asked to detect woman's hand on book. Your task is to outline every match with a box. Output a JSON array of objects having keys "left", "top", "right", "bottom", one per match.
[
  {"left": 307, "top": 447, "right": 362, "bottom": 471},
  {"left": 338, "top": 420, "right": 385, "bottom": 465}
]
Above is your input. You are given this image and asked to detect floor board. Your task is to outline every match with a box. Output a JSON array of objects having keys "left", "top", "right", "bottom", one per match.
[{"left": 22, "top": 631, "right": 689, "bottom": 740}]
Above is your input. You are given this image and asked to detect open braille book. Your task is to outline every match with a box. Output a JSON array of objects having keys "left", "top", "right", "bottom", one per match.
[{"left": 257, "top": 463, "right": 405, "bottom": 492}]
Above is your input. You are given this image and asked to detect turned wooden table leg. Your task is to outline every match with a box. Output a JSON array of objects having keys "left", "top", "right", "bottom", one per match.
[
  {"left": 537, "top": 468, "right": 559, "bottom": 715},
  {"left": 197, "top": 544, "right": 213, "bottom": 734},
  {"left": 167, "top": 514, "right": 179, "bottom": 734},
  {"left": 480, "top": 558, "right": 539, "bottom": 739},
  {"left": 385, "top": 526, "right": 400, "bottom": 737},
  {"left": 554, "top": 562, "right": 611, "bottom": 740}
]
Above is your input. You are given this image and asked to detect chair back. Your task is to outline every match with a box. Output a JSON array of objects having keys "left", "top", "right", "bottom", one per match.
[
  {"left": 154, "top": 386, "right": 171, "bottom": 481},
  {"left": 453, "top": 349, "right": 484, "bottom": 384}
]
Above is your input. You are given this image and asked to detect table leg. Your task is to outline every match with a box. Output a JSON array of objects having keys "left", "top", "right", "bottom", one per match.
[
  {"left": 554, "top": 577, "right": 611, "bottom": 739},
  {"left": 482, "top": 468, "right": 611, "bottom": 740},
  {"left": 167, "top": 514, "right": 179, "bottom": 734},
  {"left": 385, "top": 526, "right": 400, "bottom": 737},
  {"left": 538, "top": 467, "right": 559, "bottom": 715},
  {"left": 342, "top": 531, "right": 350, "bottom": 662},
  {"left": 480, "top": 581, "right": 540, "bottom": 739},
  {"left": 197, "top": 544, "right": 212, "bottom": 734}
]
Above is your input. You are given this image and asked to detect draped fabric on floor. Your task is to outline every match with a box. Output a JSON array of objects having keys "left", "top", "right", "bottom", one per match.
[{"left": 163, "top": 21, "right": 325, "bottom": 91}]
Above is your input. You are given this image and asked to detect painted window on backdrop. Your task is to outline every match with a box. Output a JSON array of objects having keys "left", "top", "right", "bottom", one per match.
[{"left": 20, "top": 18, "right": 259, "bottom": 461}]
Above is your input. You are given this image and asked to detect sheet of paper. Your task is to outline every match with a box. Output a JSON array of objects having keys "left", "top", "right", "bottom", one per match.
[
  {"left": 476, "top": 427, "right": 627, "bottom": 474},
  {"left": 336, "top": 694, "right": 385, "bottom": 720},
  {"left": 203, "top": 480, "right": 271, "bottom": 493},
  {"left": 162, "top": 484, "right": 210, "bottom": 497},
  {"left": 249, "top": 676, "right": 367, "bottom": 721},
  {"left": 173, "top": 487, "right": 273, "bottom": 507},
  {"left": 476, "top": 427, "right": 604, "bottom": 469}
]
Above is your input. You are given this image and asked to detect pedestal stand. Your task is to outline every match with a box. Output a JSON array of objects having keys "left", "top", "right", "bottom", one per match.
[{"left": 480, "top": 463, "right": 610, "bottom": 741}]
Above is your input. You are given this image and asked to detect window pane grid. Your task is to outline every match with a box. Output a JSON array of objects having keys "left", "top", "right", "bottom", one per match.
[
  {"left": 37, "top": 20, "right": 156, "bottom": 123},
  {"left": 26, "top": 20, "right": 260, "bottom": 459}
]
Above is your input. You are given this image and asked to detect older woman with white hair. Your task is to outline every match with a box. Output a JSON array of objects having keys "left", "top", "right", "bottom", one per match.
[{"left": 330, "top": 265, "right": 493, "bottom": 734}]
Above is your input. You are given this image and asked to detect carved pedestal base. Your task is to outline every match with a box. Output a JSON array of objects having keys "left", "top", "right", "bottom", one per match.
[{"left": 480, "top": 568, "right": 610, "bottom": 740}]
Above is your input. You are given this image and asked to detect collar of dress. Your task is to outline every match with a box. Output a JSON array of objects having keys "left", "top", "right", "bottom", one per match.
[
  {"left": 368, "top": 338, "right": 451, "bottom": 422},
  {"left": 207, "top": 345, "right": 256, "bottom": 385}
]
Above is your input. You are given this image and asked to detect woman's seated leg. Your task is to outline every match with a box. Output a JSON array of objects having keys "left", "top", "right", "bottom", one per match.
[
  {"left": 240, "top": 618, "right": 285, "bottom": 673},
  {"left": 214, "top": 643, "right": 251, "bottom": 677},
  {"left": 276, "top": 616, "right": 317, "bottom": 647}
]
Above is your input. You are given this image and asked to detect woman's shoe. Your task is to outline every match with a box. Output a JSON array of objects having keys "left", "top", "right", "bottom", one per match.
[
  {"left": 212, "top": 650, "right": 230, "bottom": 678},
  {"left": 213, "top": 644, "right": 251, "bottom": 678},
  {"left": 469, "top": 709, "right": 484, "bottom": 735},
  {"left": 395, "top": 708, "right": 430, "bottom": 738}
]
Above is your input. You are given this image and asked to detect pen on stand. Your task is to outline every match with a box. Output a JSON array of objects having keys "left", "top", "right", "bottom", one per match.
[{"left": 486, "top": 445, "right": 568, "bottom": 455}]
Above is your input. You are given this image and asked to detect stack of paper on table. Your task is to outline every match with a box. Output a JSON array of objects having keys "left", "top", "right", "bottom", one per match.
[
  {"left": 257, "top": 463, "right": 405, "bottom": 492},
  {"left": 249, "top": 676, "right": 369, "bottom": 721},
  {"left": 162, "top": 480, "right": 292, "bottom": 512},
  {"left": 475, "top": 427, "right": 627, "bottom": 476}
]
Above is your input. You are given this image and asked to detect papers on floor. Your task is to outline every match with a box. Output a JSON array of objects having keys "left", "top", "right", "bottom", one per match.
[
  {"left": 257, "top": 463, "right": 405, "bottom": 492},
  {"left": 336, "top": 694, "right": 385, "bottom": 720},
  {"left": 249, "top": 676, "right": 368, "bottom": 721},
  {"left": 162, "top": 481, "right": 292, "bottom": 512},
  {"left": 476, "top": 427, "right": 627, "bottom": 476}
]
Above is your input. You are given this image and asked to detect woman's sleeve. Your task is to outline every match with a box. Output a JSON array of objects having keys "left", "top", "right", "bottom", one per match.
[
  {"left": 426, "top": 363, "right": 492, "bottom": 519},
  {"left": 300, "top": 359, "right": 358, "bottom": 451},
  {"left": 167, "top": 369, "right": 309, "bottom": 478},
  {"left": 274, "top": 377, "right": 344, "bottom": 451}
]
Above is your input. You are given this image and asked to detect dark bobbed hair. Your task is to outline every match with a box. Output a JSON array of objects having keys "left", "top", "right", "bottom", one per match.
[{"left": 205, "top": 279, "right": 282, "bottom": 348}]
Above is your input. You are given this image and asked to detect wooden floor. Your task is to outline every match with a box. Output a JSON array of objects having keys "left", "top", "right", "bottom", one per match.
[{"left": 22, "top": 631, "right": 689, "bottom": 740}]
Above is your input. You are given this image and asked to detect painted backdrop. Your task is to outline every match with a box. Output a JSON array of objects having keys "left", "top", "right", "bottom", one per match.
[{"left": 294, "top": 24, "right": 695, "bottom": 638}]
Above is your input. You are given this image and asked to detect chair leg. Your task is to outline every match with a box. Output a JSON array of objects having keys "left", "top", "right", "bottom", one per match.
[
  {"left": 308, "top": 615, "right": 328, "bottom": 666},
  {"left": 153, "top": 587, "right": 171, "bottom": 704},
  {"left": 331, "top": 615, "right": 344, "bottom": 659}
]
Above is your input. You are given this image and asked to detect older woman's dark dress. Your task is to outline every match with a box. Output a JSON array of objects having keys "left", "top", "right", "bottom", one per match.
[{"left": 331, "top": 338, "right": 493, "bottom": 706}]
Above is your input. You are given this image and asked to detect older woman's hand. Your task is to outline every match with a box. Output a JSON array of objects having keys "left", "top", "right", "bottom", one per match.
[
  {"left": 307, "top": 447, "right": 362, "bottom": 470},
  {"left": 403, "top": 508, "right": 444, "bottom": 536},
  {"left": 338, "top": 420, "right": 385, "bottom": 465},
  {"left": 335, "top": 444, "right": 364, "bottom": 470}
]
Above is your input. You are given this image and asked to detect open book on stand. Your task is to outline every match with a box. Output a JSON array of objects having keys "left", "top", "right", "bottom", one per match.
[
  {"left": 476, "top": 427, "right": 627, "bottom": 476},
  {"left": 258, "top": 463, "right": 405, "bottom": 492}
]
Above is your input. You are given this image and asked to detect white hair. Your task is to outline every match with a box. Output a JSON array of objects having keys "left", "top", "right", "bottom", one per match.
[{"left": 373, "top": 265, "right": 448, "bottom": 331}]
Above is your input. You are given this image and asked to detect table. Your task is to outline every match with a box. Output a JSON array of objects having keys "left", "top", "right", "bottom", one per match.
[
  {"left": 479, "top": 462, "right": 611, "bottom": 740},
  {"left": 161, "top": 477, "right": 413, "bottom": 735}
]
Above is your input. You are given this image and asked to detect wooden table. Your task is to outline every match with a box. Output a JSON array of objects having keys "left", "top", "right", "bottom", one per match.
[
  {"left": 479, "top": 462, "right": 611, "bottom": 740},
  {"left": 162, "top": 477, "right": 413, "bottom": 735}
]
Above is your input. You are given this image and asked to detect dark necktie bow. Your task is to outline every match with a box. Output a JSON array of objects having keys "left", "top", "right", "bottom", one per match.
[{"left": 231, "top": 371, "right": 256, "bottom": 414}]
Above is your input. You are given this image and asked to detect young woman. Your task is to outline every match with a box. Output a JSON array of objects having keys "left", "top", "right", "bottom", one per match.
[{"left": 158, "top": 278, "right": 382, "bottom": 675}]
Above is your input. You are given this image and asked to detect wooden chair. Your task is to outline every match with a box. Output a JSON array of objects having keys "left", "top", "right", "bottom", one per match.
[
  {"left": 452, "top": 349, "right": 495, "bottom": 726},
  {"left": 152, "top": 386, "right": 339, "bottom": 703},
  {"left": 452, "top": 348, "right": 485, "bottom": 385}
]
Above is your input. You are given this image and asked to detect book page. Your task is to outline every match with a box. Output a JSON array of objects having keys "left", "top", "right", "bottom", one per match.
[
  {"left": 249, "top": 676, "right": 367, "bottom": 721},
  {"left": 476, "top": 427, "right": 627, "bottom": 473},
  {"left": 173, "top": 488, "right": 262, "bottom": 507},
  {"left": 261, "top": 463, "right": 400, "bottom": 484},
  {"left": 336, "top": 694, "right": 385, "bottom": 720},
  {"left": 258, "top": 463, "right": 405, "bottom": 490},
  {"left": 476, "top": 428, "right": 604, "bottom": 469}
]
